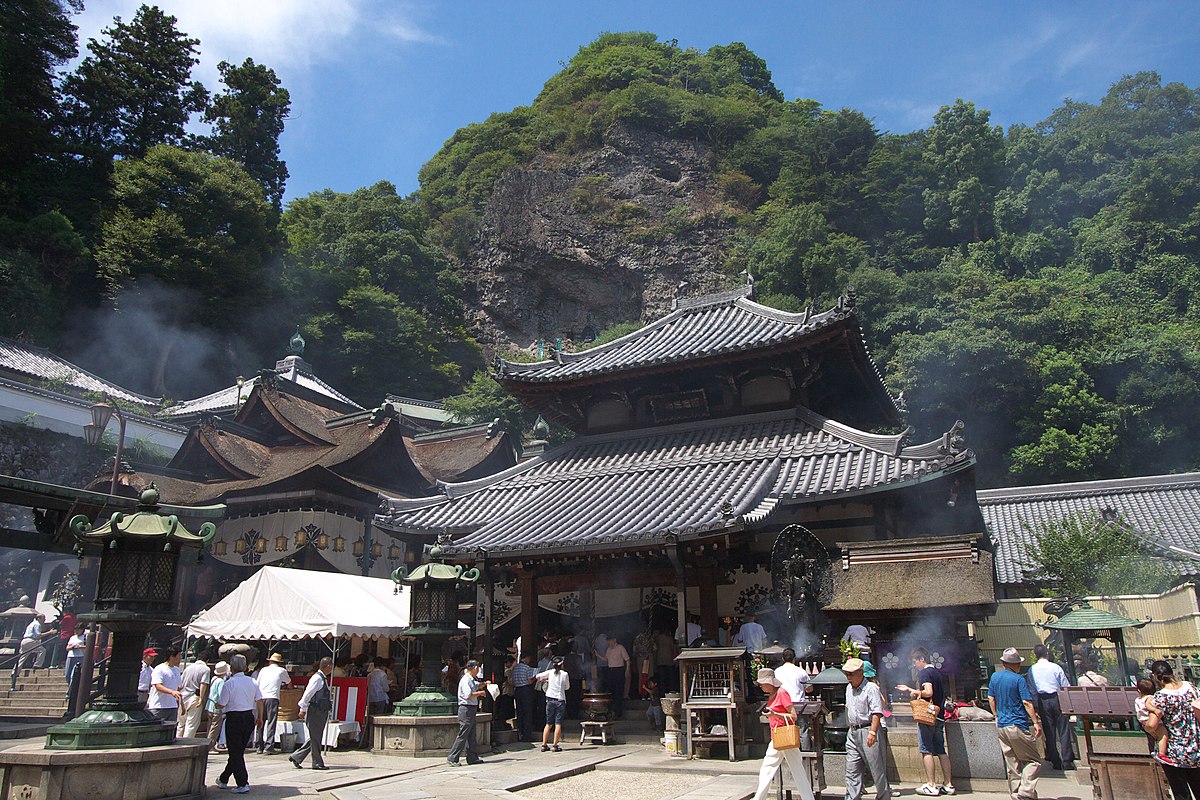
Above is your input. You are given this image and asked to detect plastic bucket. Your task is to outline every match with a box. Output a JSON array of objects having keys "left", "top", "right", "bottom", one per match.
[{"left": 664, "top": 729, "right": 683, "bottom": 755}]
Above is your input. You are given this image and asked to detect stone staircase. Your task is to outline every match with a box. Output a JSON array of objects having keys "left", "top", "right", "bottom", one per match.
[{"left": 0, "top": 668, "right": 71, "bottom": 721}]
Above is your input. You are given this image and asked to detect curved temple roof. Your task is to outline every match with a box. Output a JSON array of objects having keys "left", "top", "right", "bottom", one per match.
[
  {"left": 496, "top": 286, "right": 889, "bottom": 386},
  {"left": 376, "top": 406, "right": 974, "bottom": 559}
]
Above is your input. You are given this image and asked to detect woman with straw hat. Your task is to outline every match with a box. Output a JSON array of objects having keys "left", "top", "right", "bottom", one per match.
[{"left": 751, "top": 667, "right": 815, "bottom": 800}]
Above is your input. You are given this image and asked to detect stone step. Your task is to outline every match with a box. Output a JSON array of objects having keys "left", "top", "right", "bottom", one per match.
[{"left": 0, "top": 692, "right": 71, "bottom": 701}]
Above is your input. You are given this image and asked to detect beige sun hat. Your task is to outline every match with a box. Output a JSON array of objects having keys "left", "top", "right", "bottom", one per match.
[
  {"left": 756, "top": 667, "right": 781, "bottom": 687},
  {"left": 213, "top": 661, "right": 230, "bottom": 677},
  {"left": 842, "top": 657, "right": 866, "bottom": 673},
  {"left": 269, "top": 652, "right": 286, "bottom": 663}
]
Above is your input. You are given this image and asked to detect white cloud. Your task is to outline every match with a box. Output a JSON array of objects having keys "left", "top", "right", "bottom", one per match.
[{"left": 69, "top": 0, "right": 440, "bottom": 84}]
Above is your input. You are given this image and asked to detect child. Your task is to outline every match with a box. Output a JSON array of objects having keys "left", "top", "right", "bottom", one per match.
[
  {"left": 1137, "top": 677, "right": 1173, "bottom": 764},
  {"left": 644, "top": 675, "right": 665, "bottom": 730}
]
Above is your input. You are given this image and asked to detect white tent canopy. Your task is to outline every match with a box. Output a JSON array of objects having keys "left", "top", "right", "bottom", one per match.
[{"left": 186, "top": 566, "right": 414, "bottom": 640}]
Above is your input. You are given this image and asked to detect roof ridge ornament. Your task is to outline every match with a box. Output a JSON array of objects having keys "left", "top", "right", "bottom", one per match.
[
  {"left": 739, "top": 269, "right": 755, "bottom": 299},
  {"left": 671, "top": 280, "right": 690, "bottom": 310},
  {"left": 287, "top": 326, "right": 305, "bottom": 357},
  {"left": 938, "top": 420, "right": 966, "bottom": 455}
]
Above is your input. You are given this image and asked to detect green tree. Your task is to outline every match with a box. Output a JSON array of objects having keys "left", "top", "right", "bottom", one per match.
[
  {"left": 203, "top": 58, "right": 291, "bottom": 210},
  {"left": 922, "top": 99, "right": 1004, "bottom": 244},
  {"left": 443, "top": 372, "right": 531, "bottom": 438},
  {"left": 1024, "top": 511, "right": 1174, "bottom": 597},
  {"left": 60, "top": 4, "right": 208, "bottom": 161},
  {"left": 0, "top": 0, "right": 78, "bottom": 218},
  {"left": 280, "top": 182, "right": 465, "bottom": 403},
  {"left": 97, "top": 145, "right": 273, "bottom": 325}
]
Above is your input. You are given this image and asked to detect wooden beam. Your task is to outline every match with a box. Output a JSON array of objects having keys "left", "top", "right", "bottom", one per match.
[
  {"left": 519, "top": 570, "right": 537, "bottom": 659},
  {"left": 533, "top": 565, "right": 730, "bottom": 594}
]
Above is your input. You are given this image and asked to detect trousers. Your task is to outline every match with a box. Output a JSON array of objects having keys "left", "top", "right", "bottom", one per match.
[
  {"left": 207, "top": 709, "right": 225, "bottom": 749},
  {"left": 1161, "top": 764, "right": 1200, "bottom": 800},
  {"left": 290, "top": 706, "right": 330, "bottom": 768},
  {"left": 219, "top": 710, "right": 255, "bottom": 789},
  {"left": 255, "top": 698, "right": 280, "bottom": 750},
  {"left": 1035, "top": 692, "right": 1074, "bottom": 768},
  {"left": 177, "top": 694, "right": 204, "bottom": 738},
  {"left": 997, "top": 725, "right": 1042, "bottom": 800},
  {"left": 845, "top": 727, "right": 891, "bottom": 800},
  {"left": 447, "top": 704, "right": 479, "bottom": 764},
  {"left": 752, "top": 740, "right": 815, "bottom": 800},
  {"left": 515, "top": 684, "right": 534, "bottom": 740}
]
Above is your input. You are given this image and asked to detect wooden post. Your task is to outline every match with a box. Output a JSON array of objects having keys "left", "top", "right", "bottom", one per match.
[
  {"left": 699, "top": 567, "right": 719, "bottom": 643},
  {"left": 667, "top": 542, "right": 687, "bottom": 647},
  {"left": 519, "top": 570, "right": 537, "bottom": 661}
]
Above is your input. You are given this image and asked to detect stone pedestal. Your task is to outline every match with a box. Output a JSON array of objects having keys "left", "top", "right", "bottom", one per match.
[
  {"left": 370, "top": 712, "right": 492, "bottom": 757},
  {"left": 0, "top": 739, "right": 208, "bottom": 800}
]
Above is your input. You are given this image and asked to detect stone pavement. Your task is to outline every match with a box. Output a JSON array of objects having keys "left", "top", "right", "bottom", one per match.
[{"left": 205, "top": 739, "right": 1095, "bottom": 800}]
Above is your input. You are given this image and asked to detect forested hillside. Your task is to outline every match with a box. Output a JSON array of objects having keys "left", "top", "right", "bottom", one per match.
[{"left": 2, "top": 11, "right": 1198, "bottom": 488}]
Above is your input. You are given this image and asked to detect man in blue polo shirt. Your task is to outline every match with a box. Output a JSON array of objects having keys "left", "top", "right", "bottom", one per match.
[{"left": 988, "top": 648, "right": 1044, "bottom": 800}]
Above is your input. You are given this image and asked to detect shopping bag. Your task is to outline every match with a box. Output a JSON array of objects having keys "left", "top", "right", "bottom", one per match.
[{"left": 771, "top": 721, "right": 801, "bottom": 750}]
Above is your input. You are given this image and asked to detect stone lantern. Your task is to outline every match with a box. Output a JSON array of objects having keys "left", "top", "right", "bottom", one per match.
[
  {"left": 46, "top": 484, "right": 216, "bottom": 749},
  {"left": 390, "top": 544, "right": 479, "bottom": 717}
]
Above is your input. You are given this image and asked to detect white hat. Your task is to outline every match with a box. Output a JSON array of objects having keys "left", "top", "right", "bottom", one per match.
[
  {"left": 213, "top": 661, "right": 230, "bottom": 676},
  {"left": 1000, "top": 648, "right": 1025, "bottom": 665}
]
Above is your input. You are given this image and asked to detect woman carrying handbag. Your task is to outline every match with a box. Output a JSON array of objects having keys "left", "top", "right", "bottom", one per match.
[{"left": 751, "top": 667, "right": 816, "bottom": 800}]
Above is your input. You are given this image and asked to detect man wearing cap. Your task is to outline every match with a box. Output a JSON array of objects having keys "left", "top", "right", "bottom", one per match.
[
  {"left": 177, "top": 649, "right": 212, "bottom": 739},
  {"left": 138, "top": 647, "right": 157, "bottom": 705},
  {"left": 989, "top": 648, "right": 1043, "bottom": 800},
  {"left": 255, "top": 652, "right": 291, "bottom": 754},
  {"left": 447, "top": 660, "right": 489, "bottom": 766},
  {"left": 843, "top": 657, "right": 891, "bottom": 800}
]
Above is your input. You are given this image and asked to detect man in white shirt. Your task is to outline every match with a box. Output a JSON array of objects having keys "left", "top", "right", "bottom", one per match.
[
  {"left": 11, "top": 613, "right": 45, "bottom": 690},
  {"left": 177, "top": 650, "right": 212, "bottom": 739},
  {"left": 289, "top": 657, "right": 333, "bottom": 770},
  {"left": 254, "top": 652, "right": 291, "bottom": 754},
  {"left": 138, "top": 647, "right": 156, "bottom": 705},
  {"left": 675, "top": 615, "right": 702, "bottom": 646},
  {"left": 447, "top": 660, "right": 489, "bottom": 766},
  {"left": 1029, "top": 644, "right": 1074, "bottom": 770},
  {"left": 216, "top": 654, "right": 264, "bottom": 793},
  {"left": 733, "top": 613, "right": 767, "bottom": 653},
  {"left": 775, "top": 647, "right": 812, "bottom": 703},
  {"left": 148, "top": 646, "right": 183, "bottom": 722}
]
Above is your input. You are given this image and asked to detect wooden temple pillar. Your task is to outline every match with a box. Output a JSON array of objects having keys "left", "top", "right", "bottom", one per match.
[
  {"left": 519, "top": 569, "right": 537, "bottom": 659},
  {"left": 698, "top": 566, "right": 719, "bottom": 643},
  {"left": 668, "top": 540, "right": 688, "bottom": 645}
]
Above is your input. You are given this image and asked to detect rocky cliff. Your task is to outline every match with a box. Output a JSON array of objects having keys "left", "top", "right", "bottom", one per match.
[{"left": 461, "top": 123, "right": 744, "bottom": 353}]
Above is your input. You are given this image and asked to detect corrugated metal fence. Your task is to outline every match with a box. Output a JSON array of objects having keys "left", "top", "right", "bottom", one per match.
[{"left": 976, "top": 583, "right": 1200, "bottom": 669}]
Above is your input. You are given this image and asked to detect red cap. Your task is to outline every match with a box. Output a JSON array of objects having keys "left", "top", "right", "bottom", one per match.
[{"left": 142, "top": 648, "right": 157, "bottom": 658}]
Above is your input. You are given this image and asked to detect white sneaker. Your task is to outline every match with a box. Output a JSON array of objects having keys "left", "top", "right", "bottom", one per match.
[
  {"left": 916, "top": 785, "right": 941, "bottom": 797},
  {"left": 215, "top": 778, "right": 228, "bottom": 789},
  {"left": 231, "top": 786, "right": 250, "bottom": 794}
]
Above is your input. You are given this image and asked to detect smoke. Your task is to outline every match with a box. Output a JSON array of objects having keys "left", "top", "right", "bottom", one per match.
[
  {"left": 874, "top": 611, "right": 961, "bottom": 689},
  {"left": 61, "top": 280, "right": 281, "bottom": 402}
]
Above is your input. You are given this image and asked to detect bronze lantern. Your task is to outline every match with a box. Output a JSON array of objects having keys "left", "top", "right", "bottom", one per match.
[{"left": 46, "top": 484, "right": 219, "bottom": 750}]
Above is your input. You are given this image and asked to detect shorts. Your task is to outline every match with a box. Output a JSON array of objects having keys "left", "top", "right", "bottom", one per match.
[
  {"left": 918, "top": 718, "right": 946, "bottom": 755},
  {"left": 545, "top": 698, "right": 566, "bottom": 726}
]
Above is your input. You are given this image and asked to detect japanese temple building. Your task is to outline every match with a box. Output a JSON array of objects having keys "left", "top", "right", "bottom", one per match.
[
  {"left": 88, "top": 341, "right": 518, "bottom": 614},
  {"left": 376, "top": 282, "right": 996, "bottom": 693}
]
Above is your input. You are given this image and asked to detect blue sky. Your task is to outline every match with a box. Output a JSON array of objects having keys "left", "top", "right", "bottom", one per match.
[{"left": 71, "top": 1, "right": 1200, "bottom": 205}]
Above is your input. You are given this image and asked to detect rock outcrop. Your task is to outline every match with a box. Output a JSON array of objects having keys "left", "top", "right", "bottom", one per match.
[{"left": 461, "top": 123, "right": 742, "bottom": 353}]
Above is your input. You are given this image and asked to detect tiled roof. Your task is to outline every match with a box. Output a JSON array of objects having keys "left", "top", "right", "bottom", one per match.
[
  {"left": 1040, "top": 604, "right": 1148, "bottom": 631},
  {"left": 377, "top": 406, "right": 974, "bottom": 558},
  {"left": 158, "top": 357, "right": 361, "bottom": 420},
  {"left": 494, "top": 287, "right": 889, "bottom": 392},
  {"left": 978, "top": 472, "right": 1200, "bottom": 585},
  {"left": 0, "top": 337, "right": 160, "bottom": 408}
]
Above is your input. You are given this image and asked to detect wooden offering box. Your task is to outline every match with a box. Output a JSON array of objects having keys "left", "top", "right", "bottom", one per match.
[{"left": 677, "top": 646, "right": 747, "bottom": 761}]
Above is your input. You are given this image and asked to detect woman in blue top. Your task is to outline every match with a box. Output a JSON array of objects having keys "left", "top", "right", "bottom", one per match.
[{"left": 206, "top": 661, "right": 229, "bottom": 752}]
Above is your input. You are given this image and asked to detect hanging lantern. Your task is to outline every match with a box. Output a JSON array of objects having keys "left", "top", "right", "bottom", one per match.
[
  {"left": 294, "top": 528, "right": 308, "bottom": 547},
  {"left": 388, "top": 543, "right": 401, "bottom": 561},
  {"left": 234, "top": 539, "right": 247, "bottom": 555},
  {"left": 254, "top": 537, "right": 266, "bottom": 554},
  {"left": 371, "top": 541, "right": 383, "bottom": 559},
  {"left": 315, "top": 533, "right": 328, "bottom": 550},
  {"left": 214, "top": 540, "right": 227, "bottom": 556},
  {"left": 274, "top": 534, "right": 289, "bottom": 552},
  {"left": 353, "top": 538, "right": 365, "bottom": 558},
  {"left": 332, "top": 535, "right": 346, "bottom": 553}
]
